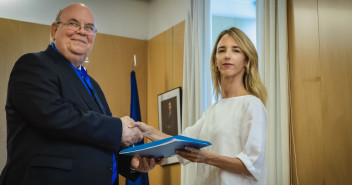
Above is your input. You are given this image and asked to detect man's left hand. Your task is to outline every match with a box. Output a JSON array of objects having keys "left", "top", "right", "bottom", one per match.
[{"left": 131, "top": 156, "right": 163, "bottom": 173}]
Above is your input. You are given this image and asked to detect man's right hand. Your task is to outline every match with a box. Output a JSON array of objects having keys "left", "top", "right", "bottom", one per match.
[
  {"left": 121, "top": 116, "right": 143, "bottom": 146},
  {"left": 128, "top": 121, "right": 171, "bottom": 141},
  {"left": 129, "top": 121, "right": 152, "bottom": 135}
]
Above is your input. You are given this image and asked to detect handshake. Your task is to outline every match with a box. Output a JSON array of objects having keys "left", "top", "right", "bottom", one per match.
[
  {"left": 120, "top": 116, "right": 166, "bottom": 173},
  {"left": 120, "top": 116, "right": 169, "bottom": 147},
  {"left": 120, "top": 116, "right": 149, "bottom": 146}
]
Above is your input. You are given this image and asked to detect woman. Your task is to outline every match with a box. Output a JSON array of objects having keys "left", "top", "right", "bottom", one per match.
[{"left": 134, "top": 27, "right": 267, "bottom": 185}]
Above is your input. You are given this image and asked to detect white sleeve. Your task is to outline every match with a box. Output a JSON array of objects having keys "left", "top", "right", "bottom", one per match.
[
  {"left": 235, "top": 99, "right": 267, "bottom": 181},
  {"left": 181, "top": 110, "right": 207, "bottom": 139},
  {"left": 178, "top": 110, "right": 208, "bottom": 165}
]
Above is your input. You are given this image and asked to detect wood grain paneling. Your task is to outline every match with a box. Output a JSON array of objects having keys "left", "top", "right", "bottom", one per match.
[
  {"left": 289, "top": 0, "right": 352, "bottom": 184},
  {"left": 147, "top": 21, "right": 184, "bottom": 185},
  {"left": 288, "top": 0, "right": 324, "bottom": 184},
  {"left": 318, "top": 0, "right": 352, "bottom": 184},
  {"left": 88, "top": 33, "right": 147, "bottom": 121},
  {"left": 173, "top": 22, "right": 185, "bottom": 88}
]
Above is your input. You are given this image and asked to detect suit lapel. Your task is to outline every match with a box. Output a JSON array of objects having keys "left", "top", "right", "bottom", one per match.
[
  {"left": 70, "top": 70, "right": 102, "bottom": 113},
  {"left": 44, "top": 46, "right": 103, "bottom": 113}
]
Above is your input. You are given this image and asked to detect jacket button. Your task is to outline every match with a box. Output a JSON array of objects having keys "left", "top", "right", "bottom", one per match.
[{"left": 108, "top": 164, "right": 113, "bottom": 171}]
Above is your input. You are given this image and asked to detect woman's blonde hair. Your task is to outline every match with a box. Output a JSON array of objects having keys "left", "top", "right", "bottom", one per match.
[{"left": 211, "top": 27, "right": 267, "bottom": 105}]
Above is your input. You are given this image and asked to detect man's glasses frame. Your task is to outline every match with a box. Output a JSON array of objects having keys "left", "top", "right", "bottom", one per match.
[{"left": 56, "top": 20, "right": 97, "bottom": 34}]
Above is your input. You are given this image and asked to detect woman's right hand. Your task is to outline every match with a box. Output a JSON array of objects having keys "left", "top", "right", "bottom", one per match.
[{"left": 130, "top": 122, "right": 151, "bottom": 134}]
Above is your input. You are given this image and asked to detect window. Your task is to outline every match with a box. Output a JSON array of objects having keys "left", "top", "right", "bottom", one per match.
[
  {"left": 205, "top": 0, "right": 257, "bottom": 106},
  {"left": 211, "top": 0, "right": 257, "bottom": 47}
]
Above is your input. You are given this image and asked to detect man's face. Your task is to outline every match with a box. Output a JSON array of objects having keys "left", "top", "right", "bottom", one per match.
[
  {"left": 168, "top": 102, "right": 172, "bottom": 112},
  {"left": 51, "top": 4, "right": 96, "bottom": 66}
]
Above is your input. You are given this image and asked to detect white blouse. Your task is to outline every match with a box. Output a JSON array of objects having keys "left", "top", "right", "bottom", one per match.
[{"left": 181, "top": 95, "right": 267, "bottom": 185}]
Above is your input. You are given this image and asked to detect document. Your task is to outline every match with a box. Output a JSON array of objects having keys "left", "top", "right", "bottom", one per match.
[{"left": 119, "top": 135, "right": 212, "bottom": 158}]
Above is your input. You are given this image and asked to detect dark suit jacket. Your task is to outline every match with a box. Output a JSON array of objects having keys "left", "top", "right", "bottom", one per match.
[
  {"left": 162, "top": 110, "right": 178, "bottom": 136},
  {"left": 0, "top": 45, "right": 139, "bottom": 185}
]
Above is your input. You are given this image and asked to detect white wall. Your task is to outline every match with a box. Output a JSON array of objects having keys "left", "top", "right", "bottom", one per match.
[
  {"left": 0, "top": 0, "right": 187, "bottom": 40},
  {"left": 148, "top": 0, "right": 187, "bottom": 39}
]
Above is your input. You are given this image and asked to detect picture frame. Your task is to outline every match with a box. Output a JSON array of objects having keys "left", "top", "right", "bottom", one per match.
[
  {"left": 158, "top": 87, "right": 182, "bottom": 136},
  {"left": 157, "top": 87, "right": 182, "bottom": 165}
]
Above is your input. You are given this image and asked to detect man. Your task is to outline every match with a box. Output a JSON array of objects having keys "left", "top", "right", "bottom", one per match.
[
  {"left": 0, "top": 4, "right": 156, "bottom": 185},
  {"left": 162, "top": 100, "right": 178, "bottom": 136}
]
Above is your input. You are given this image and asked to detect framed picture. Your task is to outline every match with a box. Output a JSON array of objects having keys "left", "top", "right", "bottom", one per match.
[
  {"left": 157, "top": 87, "right": 182, "bottom": 166},
  {"left": 158, "top": 87, "right": 182, "bottom": 136}
]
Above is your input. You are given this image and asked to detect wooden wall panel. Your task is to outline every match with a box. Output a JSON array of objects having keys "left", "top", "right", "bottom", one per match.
[
  {"left": 147, "top": 21, "right": 184, "bottom": 185},
  {"left": 173, "top": 22, "right": 185, "bottom": 88},
  {"left": 288, "top": 0, "right": 324, "bottom": 184},
  {"left": 318, "top": 0, "right": 352, "bottom": 184},
  {"left": 88, "top": 33, "right": 147, "bottom": 121},
  {"left": 289, "top": 0, "right": 352, "bottom": 184}
]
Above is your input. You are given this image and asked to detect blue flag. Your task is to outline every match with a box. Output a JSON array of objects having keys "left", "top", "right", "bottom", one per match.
[{"left": 126, "top": 71, "right": 149, "bottom": 185}]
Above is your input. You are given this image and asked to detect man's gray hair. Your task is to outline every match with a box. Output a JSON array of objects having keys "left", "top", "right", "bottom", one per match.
[
  {"left": 50, "top": 9, "right": 62, "bottom": 43},
  {"left": 55, "top": 9, "right": 62, "bottom": 22}
]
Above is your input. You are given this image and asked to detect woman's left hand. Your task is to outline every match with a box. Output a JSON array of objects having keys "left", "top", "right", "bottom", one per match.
[{"left": 175, "top": 147, "right": 212, "bottom": 164}]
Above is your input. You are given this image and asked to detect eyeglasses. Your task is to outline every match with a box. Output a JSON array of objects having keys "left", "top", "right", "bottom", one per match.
[{"left": 56, "top": 20, "right": 97, "bottom": 34}]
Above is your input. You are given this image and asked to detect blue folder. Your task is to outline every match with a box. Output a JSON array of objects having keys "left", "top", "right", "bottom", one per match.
[{"left": 119, "top": 135, "right": 212, "bottom": 158}]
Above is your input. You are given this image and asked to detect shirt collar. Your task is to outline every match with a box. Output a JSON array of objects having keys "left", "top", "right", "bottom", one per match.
[
  {"left": 51, "top": 43, "right": 84, "bottom": 70},
  {"left": 50, "top": 42, "right": 60, "bottom": 54}
]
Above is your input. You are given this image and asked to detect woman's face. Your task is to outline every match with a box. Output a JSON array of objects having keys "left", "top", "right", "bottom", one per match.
[{"left": 215, "top": 34, "right": 248, "bottom": 80}]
